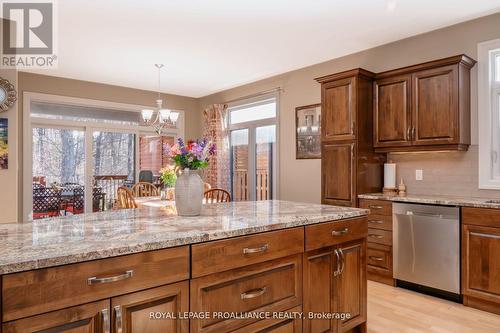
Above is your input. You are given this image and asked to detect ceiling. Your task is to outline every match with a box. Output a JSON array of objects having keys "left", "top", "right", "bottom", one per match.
[{"left": 27, "top": 0, "right": 500, "bottom": 98}]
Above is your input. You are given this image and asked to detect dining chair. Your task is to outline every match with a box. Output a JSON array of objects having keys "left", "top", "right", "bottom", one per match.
[
  {"left": 116, "top": 186, "right": 138, "bottom": 209},
  {"left": 204, "top": 188, "right": 231, "bottom": 203},
  {"left": 131, "top": 182, "right": 159, "bottom": 197}
]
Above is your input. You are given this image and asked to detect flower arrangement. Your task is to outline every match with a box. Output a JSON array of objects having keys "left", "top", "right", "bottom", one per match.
[
  {"left": 159, "top": 165, "right": 177, "bottom": 187},
  {"left": 164, "top": 138, "right": 216, "bottom": 170}
]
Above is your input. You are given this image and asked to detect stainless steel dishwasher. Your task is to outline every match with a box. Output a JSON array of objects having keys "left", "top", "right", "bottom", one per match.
[{"left": 393, "top": 203, "right": 460, "bottom": 299}]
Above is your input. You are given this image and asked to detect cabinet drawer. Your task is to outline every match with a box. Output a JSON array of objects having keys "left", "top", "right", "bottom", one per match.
[
  {"left": 192, "top": 228, "right": 304, "bottom": 278},
  {"left": 305, "top": 217, "right": 367, "bottom": 251},
  {"left": 462, "top": 207, "right": 500, "bottom": 228},
  {"left": 2, "top": 246, "right": 189, "bottom": 322},
  {"left": 359, "top": 199, "right": 392, "bottom": 216},
  {"left": 367, "top": 245, "right": 391, "bottom": 270},
  {"left": 367, "top": 214, "right": 392, "bottom": 231},
  {"left": 367, "top": 228, "right": 392, "bottom": 246},
  {"left": 190, "top": 255, "right": 302, "bottom": 333}
]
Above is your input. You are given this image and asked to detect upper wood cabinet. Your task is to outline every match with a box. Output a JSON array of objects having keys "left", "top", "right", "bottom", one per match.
[
  {"left": 322, "top": 76, "right": 356, "bottom": 141},
  {"left": 374, "top": 55, "right": 475, "bottom": 152},
  {"left": 374, "top": 75, "right": 411, "bottom": 148}
]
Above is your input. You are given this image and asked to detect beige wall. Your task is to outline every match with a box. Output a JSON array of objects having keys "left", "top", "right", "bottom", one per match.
[
  {"left": 199, "top": 12, "right": 500, "bottom": 203},
  {"left": 16, "top": 72, "right": 201, "bottom": 222},
  {"left": 0, "top": 69, "right": 19, "bottom": 223}
]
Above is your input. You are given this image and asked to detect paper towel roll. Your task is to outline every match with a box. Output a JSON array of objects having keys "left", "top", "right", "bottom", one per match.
[{"left": 384, "top": 163, "right": 396, "bottom": 189}]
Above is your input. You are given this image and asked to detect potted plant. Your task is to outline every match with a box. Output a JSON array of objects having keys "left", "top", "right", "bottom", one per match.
[
  {"left": 164, "top": 138, "right": 215, "bottom": 216},
  {"left": 159, "top": 165, "right": 177, "bottom": 200}
]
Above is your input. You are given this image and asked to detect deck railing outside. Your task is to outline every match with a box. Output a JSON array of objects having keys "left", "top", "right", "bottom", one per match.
[{"left": 233, "top": 169, "right": 270, "bottom": 201}]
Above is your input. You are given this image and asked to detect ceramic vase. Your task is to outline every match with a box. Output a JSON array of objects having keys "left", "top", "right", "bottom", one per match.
[{"left": 174, "top": 169, "right": 203, "bottom": 216}]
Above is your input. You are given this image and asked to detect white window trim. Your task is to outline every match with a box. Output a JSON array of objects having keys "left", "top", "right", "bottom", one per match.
[
  {"left": 227, "top": 91, "right": 280, "bottom": 200},
  {"left": 479, "top": 38, "right": 500, "bottom": 189},
  {"left": 23, "top": 92, "right": 185, "bottom": 221}
]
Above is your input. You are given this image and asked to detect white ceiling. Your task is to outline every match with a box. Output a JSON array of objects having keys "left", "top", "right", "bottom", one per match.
[{"left": 28, "top": 0, "right": 500, "bottom": 98}]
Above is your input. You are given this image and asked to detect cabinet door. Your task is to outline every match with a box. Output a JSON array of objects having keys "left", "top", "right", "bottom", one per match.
[
  {"left": 322, "top": 77, "right": 356, "bottom": 141},
  {"left": 322, "top": 143, "right": 355, "bottom": 206},
  {"left": 2, "top": 300, "right": 110, "bottom": 333},
  {"left": 303, "top": 248, "right": 338, "bottom": 333},
  {"left": 373, "top": 75, "right": 411, "bottom": 148},
  {"left": 335, "top": 240, "right": 367, "bottom": 333},
  {"left": 111, "top": 282, "right": 189, "bottom": 333},
  {"left": 412, "top": 65, "right": 459, "bottom": 145},
  {"left": 462, "top": 225, "right": 500, "bottom": 304}
]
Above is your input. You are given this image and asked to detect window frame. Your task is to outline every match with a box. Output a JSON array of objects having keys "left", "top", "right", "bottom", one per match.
[
  {"left": 478, "top": 38, "right": 500, "bottom": 189},
  {"left": 227, "top": 91, "right": 280, "bottom": 201},
  {"left": 23, "top": 92, "right": 184, "bottom": 221}
]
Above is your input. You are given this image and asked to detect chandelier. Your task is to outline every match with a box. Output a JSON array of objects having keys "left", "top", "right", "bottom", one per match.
[{"left": 141, "top": 64, "right": 179, "bottom": 134}]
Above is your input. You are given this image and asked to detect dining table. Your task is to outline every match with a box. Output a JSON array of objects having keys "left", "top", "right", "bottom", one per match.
[{"left": 135, "top": 196, "right": 176, "bottom": 208}]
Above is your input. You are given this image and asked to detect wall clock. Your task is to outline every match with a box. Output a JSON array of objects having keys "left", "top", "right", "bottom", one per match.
[{"left": 0, "top": 77, "right": 17, "bottom": 112}]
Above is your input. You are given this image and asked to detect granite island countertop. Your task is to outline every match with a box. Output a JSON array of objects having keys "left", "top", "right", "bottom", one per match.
[
  {"left": 0, "top": 200, "right": 368, "bottom": 275},
  {"left": 358, "top": 193, "right": 500, "bottom": 209}
]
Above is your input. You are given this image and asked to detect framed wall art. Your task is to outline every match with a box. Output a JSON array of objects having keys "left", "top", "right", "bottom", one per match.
[{"left": 296, "top": 103, "right": 321, "bottom": 159}]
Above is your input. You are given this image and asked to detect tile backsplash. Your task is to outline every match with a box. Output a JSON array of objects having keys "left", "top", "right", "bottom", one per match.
[{"left": 388, "top": 145, "right": 500, "bottom": 199}]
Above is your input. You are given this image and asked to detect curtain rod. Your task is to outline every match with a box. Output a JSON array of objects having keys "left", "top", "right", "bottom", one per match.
[{"left": 224, "top": 87, "right": 283, "bottom": 105}]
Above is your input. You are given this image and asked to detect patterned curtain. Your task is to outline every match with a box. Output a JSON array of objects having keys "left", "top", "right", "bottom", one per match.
[{"left": 203, "top": 104, "right": 230, "bottom": 191}]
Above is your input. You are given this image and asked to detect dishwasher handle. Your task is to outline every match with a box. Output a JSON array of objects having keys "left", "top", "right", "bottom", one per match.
[{"left": 403, "top": 211, "right": 456, "bottom": 220}]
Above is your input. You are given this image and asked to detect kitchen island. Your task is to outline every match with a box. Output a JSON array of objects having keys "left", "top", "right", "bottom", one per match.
[{"left": 0, "top": 200, "right": 368, "bottom": 333}]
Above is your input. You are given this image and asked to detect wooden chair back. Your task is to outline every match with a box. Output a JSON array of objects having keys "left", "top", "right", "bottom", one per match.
[
  {"left": 204, "top": 188, "right": 231, "bottom": 203},
  {"left": 132, "top": 182, "right": 159, "bottom": 197},
  {"left": 116, "top": 186, "right": 137, "bottom": 209}
]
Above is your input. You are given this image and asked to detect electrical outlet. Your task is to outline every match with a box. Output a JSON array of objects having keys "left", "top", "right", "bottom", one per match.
[{"left": 416, "top": 169, "right": 423, "bottom": 181}]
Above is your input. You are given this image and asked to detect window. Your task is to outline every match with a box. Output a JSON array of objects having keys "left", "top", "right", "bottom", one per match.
[
  {"left": 479, "top": 38, "right": 500, "bottom": 189},
  {"left": 228, "top": 93, "right": 278, "bottom": 201}
]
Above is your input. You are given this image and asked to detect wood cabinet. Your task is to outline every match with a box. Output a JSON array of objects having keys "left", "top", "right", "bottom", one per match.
[
  {"left": 374, "top": 55, "right": 475, "bottom": 152},
  {"left": 303, "top": 218, "right": 367, "bottom": 333},
  {"left": 316, "top": 69, "right": 385, "bottom": 207},
  {"left": 373, "top": 75, "right": 411, "bottom": 148},
  {"left": 462, "top": 207, "right": 500, "bottom": 315},
  {"left": 322, "top": 77, "right": 356, "bottom": 141},
  {"left": 359, "top": 199, "right": 394, "bottom": 286},
  {"left": 111, "top": 282, "right": 189, "bottom": 333},
  {"left": 0, "top": 218, "right": 369, "bottom": 333},
  {"left": 190, "top": 255, "right": 303, "bottom": 333},
  {"left": 2, "top": 300, "right": 110, "bottom": 333},
  {"left": 322, "top": 143, "right": 355, "bottom": 206}
]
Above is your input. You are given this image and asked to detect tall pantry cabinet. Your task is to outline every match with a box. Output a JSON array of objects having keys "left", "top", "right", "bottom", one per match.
[{"left": 316, "top": 69, "right": 385, "bottom": 207}]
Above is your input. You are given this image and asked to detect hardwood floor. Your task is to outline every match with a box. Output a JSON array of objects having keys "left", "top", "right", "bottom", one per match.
[{"left": 367, "top": 281, "right": 500, "bottom": 333}]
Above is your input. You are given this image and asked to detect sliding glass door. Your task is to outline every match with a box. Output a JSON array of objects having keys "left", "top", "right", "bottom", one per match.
[
  {"left": 93, "top": 131, "right": 136, "bottom": 211},
  {"left": 229, "top": 94, "right": 277, "bottom": 201},
  {"left": 32, "top": 127, "right": 86, "bottom": 219},
  {"left": 26, "top": 98, "right": 184, "bottom": 221}
]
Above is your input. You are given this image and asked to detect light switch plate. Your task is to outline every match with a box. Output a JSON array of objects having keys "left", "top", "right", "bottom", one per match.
[{"left": 416, "top": 169, "right": 423, "bottom": 181}]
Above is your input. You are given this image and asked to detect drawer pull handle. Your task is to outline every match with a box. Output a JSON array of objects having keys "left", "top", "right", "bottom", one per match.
[
  {"left": 369, "top": 220, "right": 384, "bottom": 224},
  {"left": 243, "top": 244, "right": 269, "bottom": 254},
  {"left": 368, "top": 234, "right": 384, "bottom": 239},
  {"left": 101, "top": 308, "right": 110, "bottom": 333},
  {"left": 241, "top": 287, "right": 267, "bottom": 299},
  {"left": 369, "top": 256, "right": 384, "bottom": 261},
  {"left": 88, "top": 270, "right": 133, "bottom": 285},
  {"left": 332, "top": 228, "right": 348, "bottom": 236},
  {"left": 369, "top": 205, "right": 383, "bottom": 209}
]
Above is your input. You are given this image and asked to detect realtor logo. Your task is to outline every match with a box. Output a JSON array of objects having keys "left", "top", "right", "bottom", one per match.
[{"left": 1, "top": 0, "right": 57, "bottom": 68}]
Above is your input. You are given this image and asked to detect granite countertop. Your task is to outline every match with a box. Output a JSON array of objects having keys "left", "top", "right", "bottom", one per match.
[
  {"left": 358, "top": 193, "right": 500, "bottom": 209},
  {"left": 0, "top": 200, "right": 368, "bottom": 275}
]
